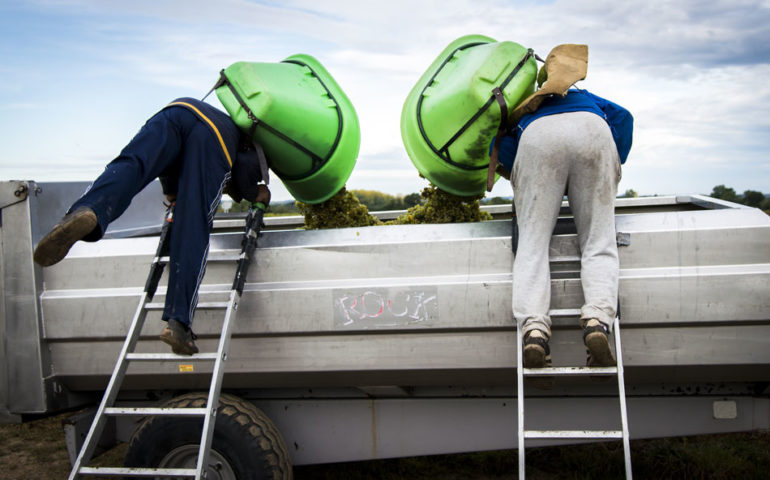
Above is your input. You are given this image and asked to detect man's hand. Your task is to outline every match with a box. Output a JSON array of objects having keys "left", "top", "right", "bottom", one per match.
[{"left": 256, "top": 184, "right": 271, "bottom": 206}]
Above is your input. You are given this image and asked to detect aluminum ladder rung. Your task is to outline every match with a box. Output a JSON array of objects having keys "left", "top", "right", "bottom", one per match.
[
  {"left": 549, "top": 255, "right": 581, "bottom": 263},
  {"left": 525, "top": 430, "right": 624, "bottom": 439},
  {"left": 145, "top": 301, "right": 229, "bottom": 311},
  {"left": 522, "top": 366, "right": 618, "bottom": 376},
  {"left": 103, "top": 407, "right": 208, "bottom": 417},
  {"left": 160, "top": 253, "right": 241, "bottom": 263},
  {"left": 125, "top": 352, "right": 218, "bottom": 361},
  {"left": 78, "top": 466, "right": 196, "bottom": 477},
  {"left": 547, "top": 308, "right": 581, "bottom": 318}
]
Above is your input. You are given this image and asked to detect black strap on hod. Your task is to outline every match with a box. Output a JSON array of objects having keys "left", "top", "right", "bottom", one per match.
[
  {"left": 416, "top": 47, "right": 534, "bottom": 171},
  {"left": 253, "top": 141, "right": 270, "bottom": 185},
  {"left": 203, "top": 73, "right": 269, "bottom": 184},
  {"left": 201, "top": 76, "right": 225, "bottom": 102},
  {"left": 487, "top": 87, "right": 507, "bottom": 191},
  {"left": 209, "top": 61, "right": 344, "bottom": 181},
  {"left": 219, "top": 71, "right": 261, "bottom": 139}
]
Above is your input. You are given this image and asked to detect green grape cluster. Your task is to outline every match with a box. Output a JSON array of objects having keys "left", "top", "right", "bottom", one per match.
[
  {"left": 392, "top": 184, "right": 492, "bottom": 224},
  {"left": 298, "top": 183, "right": 492, "bottom": 230},
  {"left": 297, "top": 187, "right": 382, "bottom": 229}
]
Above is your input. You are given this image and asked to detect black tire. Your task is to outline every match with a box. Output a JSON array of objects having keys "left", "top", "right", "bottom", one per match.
[{"left": 124, "top": 392, "right": 292, "bottom": 480}]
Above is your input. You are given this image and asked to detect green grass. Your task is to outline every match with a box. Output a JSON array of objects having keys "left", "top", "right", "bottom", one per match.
[{"left": 1, "top": 412, "right": 768, "bottom": 479}]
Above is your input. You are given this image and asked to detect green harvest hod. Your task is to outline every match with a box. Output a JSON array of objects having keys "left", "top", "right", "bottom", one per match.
[
  {"left": 217, "top": 54, "right": 360, "bottom": 204},
  {"left": 401, "top": 35, "right": 537, "bottom": 196}
]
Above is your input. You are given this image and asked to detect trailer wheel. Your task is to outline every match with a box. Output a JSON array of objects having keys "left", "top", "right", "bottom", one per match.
[{"left": 124, "top": 392, "right": 292, "bottom": 480}]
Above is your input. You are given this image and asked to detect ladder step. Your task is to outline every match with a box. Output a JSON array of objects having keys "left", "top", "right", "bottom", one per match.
[
  {"left": 208, "top": 253, "right": 243, "bottom": 262},
  {"left": 126, "top": 352, "right": 218, "bottom": 361},
  {"left": 548, "top": 308, "right": 581, "bottom": 317},
  {"left": 78, "top": 466, "right": 196, "bottom": 477},
  {"left": 524, "top": 430, "right": 623, "bottom": 439},
  {"left": 549, "top": 255, "right": 581, "bottom": 263},
  {"left": 522, "top": 366, "right": 618, "bottom": 376},
  {"left": 160, "top": 253, "right": 241, "bottom": 263},
  {"left": 195, "top": 302, "right": 231, "bottom": 309},
  {"left": 146, "top": 302, "right": 229, "bottom": 311},
  {"left": 103, "top": 407, "right": 208, "bottom": 417}
]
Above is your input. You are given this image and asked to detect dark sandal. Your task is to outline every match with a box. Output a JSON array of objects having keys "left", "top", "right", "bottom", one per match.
[
  {"left": 522, "top": 330, "right": 555, "bottom": 390},
  {"left": 583, "top": 321, "right": 616, "bottom": 367}
]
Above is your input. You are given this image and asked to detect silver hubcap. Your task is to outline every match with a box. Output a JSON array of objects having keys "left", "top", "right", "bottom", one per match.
[{"left": 157, "top": 445, "right": 236, "bottom": 480}]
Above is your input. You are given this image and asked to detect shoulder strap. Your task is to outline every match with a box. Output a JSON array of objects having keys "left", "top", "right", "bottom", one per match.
[
  {"left": 486, "top": 88, "right": 508, "bottom": 191},
  {"left": 511, "top": 44, "right": 588, "bottom": 123},
  {"left": 253, "top": 140, "right": 270, "bottom": 185},
  {"left": 207, "top": 71, "right": 271, "bottom": 183},
  {"left": 217, "top": 70, "right": 261, "bottom": 139}
]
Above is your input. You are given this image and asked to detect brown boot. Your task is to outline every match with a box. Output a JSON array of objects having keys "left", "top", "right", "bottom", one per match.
[
  {"left": 159, "top": 319, "right": 199, "bottom": 355},
  {"left": 33, "top": 207, "right": 98, "bottom": 267}
]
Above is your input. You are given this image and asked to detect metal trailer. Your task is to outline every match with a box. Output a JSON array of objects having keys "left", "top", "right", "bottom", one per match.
[{"left": 1, "top": 180, "right": 769, "bottom": 474}]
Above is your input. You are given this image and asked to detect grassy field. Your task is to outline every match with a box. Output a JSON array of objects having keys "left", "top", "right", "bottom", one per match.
[{"left": 1, "top": 412, "right": 768, "bottom": 479}]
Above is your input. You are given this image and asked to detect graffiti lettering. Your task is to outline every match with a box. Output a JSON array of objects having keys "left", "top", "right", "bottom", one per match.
[{"left": 334, "top": 289, "right": 438, "bottom": 328}]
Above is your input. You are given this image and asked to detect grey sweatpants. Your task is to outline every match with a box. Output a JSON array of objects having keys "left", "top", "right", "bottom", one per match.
[{"left": 511, "top": 111, "right": 621, "bottom": 338}]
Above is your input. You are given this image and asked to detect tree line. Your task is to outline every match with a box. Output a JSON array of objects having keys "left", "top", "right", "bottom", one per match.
[
  {"left": 709, "top": 185, "right": 769, "bottom": 211},
  {"left": 223, "top": 185, "right": 769, "bottom": 215},
  {"left": 616, "top": 186, "right": 768, "bottom": 213}
]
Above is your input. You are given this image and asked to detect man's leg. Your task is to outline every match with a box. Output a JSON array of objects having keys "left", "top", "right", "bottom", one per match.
[
  {"left": 69, "top": 109, "right": 188, "bottom": 239},
  {"left": 512, "top": 116, "right": 571, "bottom": 367},
  {"left": 566, "top": 112, "right": 621, "bottom": 366},
  {"left": 161, "top": 120, "right": 231, "bottom": 336},
  {"left": 33, "top": 108, "right": 187, "bottom": 266}
]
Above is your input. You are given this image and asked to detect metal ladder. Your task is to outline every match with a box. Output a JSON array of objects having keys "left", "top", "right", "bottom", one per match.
[
  {"left": 68, "top": 202, "right": 266, "bottom": 479},
  {"left": 516, "top": 315, "right": 633, "bottom": 479}
]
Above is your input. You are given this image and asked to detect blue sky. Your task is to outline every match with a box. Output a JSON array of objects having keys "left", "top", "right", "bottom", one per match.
[{"left": 1, "top": 0, "right": 769, "bottom": 202}]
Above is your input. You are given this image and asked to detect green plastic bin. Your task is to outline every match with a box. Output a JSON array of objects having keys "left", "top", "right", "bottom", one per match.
[
  {"left": 217, "top": 54, "right": 360, "bottom": 204},
  {"left": 401, "top": 35, "right": 537, "bottom": 196}
]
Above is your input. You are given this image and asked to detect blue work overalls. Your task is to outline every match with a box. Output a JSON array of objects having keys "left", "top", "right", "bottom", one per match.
[{"left": 69, "top": 98, "right": 239, "bottom": 327}]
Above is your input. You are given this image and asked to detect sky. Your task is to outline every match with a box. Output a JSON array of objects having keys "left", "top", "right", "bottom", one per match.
[{"left": 1, "top": 0, "right": 769, "bottom": 203}]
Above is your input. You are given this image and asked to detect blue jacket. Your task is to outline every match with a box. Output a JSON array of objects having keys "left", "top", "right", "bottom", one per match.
[{"left": 492, "top": 89, "right": 633, "bottom": 173}]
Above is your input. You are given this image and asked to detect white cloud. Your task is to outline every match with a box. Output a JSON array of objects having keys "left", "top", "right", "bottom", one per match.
[{"left": 2, "top": 0, "right": 769, "bottom": 199}]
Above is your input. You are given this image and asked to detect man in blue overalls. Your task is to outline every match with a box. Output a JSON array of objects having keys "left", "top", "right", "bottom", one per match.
[{"left": 33, "top": 98, "right": 270, "bottom": 355}]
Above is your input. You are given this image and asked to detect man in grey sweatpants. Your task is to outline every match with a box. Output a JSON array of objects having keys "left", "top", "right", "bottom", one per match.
[
  {"left": 514, "top": 109, "right": 622, "bottom": 368},
  {"left": 493, "top": 87, "right": 633, "bottom": 371}
]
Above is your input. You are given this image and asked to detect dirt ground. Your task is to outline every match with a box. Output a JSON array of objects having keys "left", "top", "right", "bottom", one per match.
[
  {"left": 1, "top": 411, "right": 768, "bottom": 479},
  {"left": 1, "top": 412, "right": 74, "bottom": 479}
]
